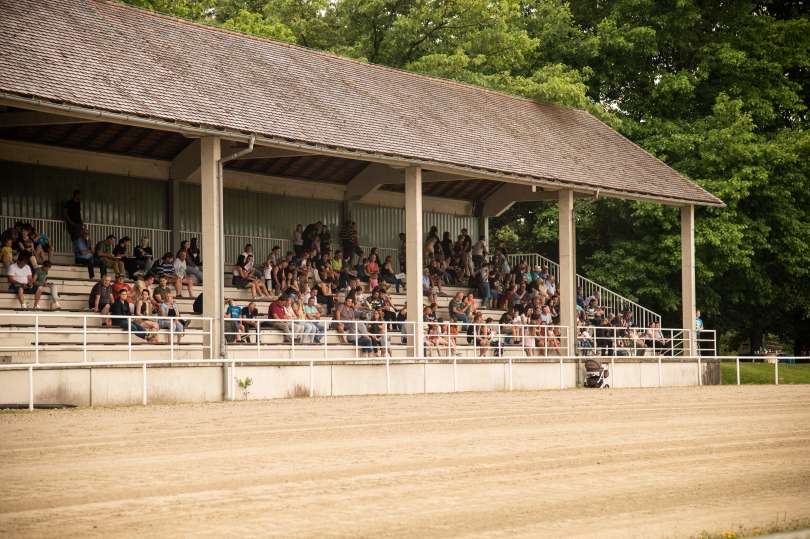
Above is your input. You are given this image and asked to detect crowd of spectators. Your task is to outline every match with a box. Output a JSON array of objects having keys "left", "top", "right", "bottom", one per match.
[{"left": 2, "top": 193, "right": 675, "bottom": 354}]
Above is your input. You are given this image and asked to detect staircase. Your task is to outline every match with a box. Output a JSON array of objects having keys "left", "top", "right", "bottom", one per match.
[{"left": 506, "top": 253, "right": 662, "bottom": 328}]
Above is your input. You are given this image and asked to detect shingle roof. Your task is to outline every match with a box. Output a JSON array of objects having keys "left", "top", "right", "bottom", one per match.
[{"left": 0, "top": 0, "right": 723, "bottom": 206}]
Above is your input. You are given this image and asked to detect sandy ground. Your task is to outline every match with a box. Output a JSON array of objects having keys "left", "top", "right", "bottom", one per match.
[{"left": 1, "top": 386, "right": 809, "bottom": 539}]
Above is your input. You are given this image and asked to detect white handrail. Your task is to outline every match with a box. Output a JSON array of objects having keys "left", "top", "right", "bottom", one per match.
[{"left": 506, "top": 252, "right": 662, "bottom": 327}]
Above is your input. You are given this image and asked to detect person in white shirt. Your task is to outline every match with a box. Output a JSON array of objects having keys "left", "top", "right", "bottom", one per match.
[
  {"left": 546, "top": 275, "right": 557, "bottom": 296},
  {"left": 471, "top": 236, "right": 488, "bottom": 270},
  {"left": 172, "top": 250, "right": 196, "bottom": 298},
  {"left": 6, "top": 255, "right": 36, "bottom": 309}
]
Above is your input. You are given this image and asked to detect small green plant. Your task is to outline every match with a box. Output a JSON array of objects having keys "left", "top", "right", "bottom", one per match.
[{"left": 235, "top": 376, "right": 253, "bottom": 400}]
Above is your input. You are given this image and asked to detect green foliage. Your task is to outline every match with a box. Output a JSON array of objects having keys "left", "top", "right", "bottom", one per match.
[{"left": 118, "top": 0, "right": 810, "bottom": 353}]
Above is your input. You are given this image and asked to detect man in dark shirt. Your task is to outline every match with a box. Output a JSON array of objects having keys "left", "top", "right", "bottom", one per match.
[{"left": 63, "top": 190, "right": 83, "bottom": 241}]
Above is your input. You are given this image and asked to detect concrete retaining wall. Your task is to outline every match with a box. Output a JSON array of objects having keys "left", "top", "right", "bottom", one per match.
[{"left": 0, "top": 358, "right": 720, "bottom": 407}]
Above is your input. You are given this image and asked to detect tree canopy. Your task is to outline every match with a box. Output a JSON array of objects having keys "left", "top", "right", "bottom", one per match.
[{"left": 123, "top": 0, "right": 810, "bottom": 354}]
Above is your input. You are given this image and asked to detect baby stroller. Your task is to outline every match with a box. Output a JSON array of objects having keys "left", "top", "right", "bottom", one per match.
[{"left": 584, "top": 359, "right": 609, "bottom": 388}]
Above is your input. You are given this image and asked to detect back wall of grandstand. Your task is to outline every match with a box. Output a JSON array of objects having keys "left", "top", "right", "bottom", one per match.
[{"left": 0, "top": 160, "right": 479, "bottom": 258}]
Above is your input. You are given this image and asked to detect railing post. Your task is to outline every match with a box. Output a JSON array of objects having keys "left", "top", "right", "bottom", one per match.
[
  {"left": 386, "top": 355, "right": 390, "bottom": 394},
  {"left": 82, "top": 316, "right": 88, "bottom": 363},
  {"left": 508, "top": 357, "right": 513, "bottom": 391},
  {"left": 141, "top": 362, "right": 147, "bottom": 406},
  {"left": 256, "top": 321, "right": 261, "bottom": 360},
  {"left": 28, "top": 365, "right": 34, "bottom": 411},
  {"left": 34, "top": 314, "right": 39, "bottom": 364},
  {"left": 170, "top": 318, "right": 175, "bottom": 362},
  {"left": 127, "top": 316, "right": 133, "bottom": 362},
  {"left": 309, "top": 359, "right": 314, "bottom": 397},
  {"left": 290, "top": 320, "right": 295, "bottom": 361},
  {"left": 736, "top": 356, "right": 741, "bottom": 385},
  {"left": 354, "top": 320, "right": 359, "bottom": 359},
  {"left": 559, "top": 356, "right": 564, "bottom": 389},
  {"left": 775, "top": 359, "right": 779, "bottom": 385},
  {"left": 611, "top": 356, "right": 615, "bottom": 388},
  {"left": 697, "top": 354, "right": 702, "bottom": 386}
]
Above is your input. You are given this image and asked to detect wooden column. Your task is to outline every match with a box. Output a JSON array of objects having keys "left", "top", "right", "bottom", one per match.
[
  {"left": 559, "top": 190, "right": 576, "bottom": 356},
  {"left": 681, "top": 205, "right": 697, "bottom": 356},
  {"left": 405, "top": 166, "right": 424, "bottom": 358},
  {"left": 200, "top": 137, "right": 223, "bottom": 360}
]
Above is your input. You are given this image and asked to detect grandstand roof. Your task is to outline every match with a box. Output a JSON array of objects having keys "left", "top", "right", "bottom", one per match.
[{"left": 0, "top": 0, "right": 723, "bottom": 207}]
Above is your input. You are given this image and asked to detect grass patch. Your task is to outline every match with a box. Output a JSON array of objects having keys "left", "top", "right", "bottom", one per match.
[
  {"left": 695, "top": 516, "right": 810, "bottom": 538},
  {"left": 721, "top": 361, "right": 810, "bottom": 385}
]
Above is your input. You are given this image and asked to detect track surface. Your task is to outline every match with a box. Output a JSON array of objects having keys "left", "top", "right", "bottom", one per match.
[{"left": 1, "top": 386, "right": 809, "bottom": 538}]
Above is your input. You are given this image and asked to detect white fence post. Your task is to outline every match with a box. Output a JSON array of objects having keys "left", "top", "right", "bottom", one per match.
[
  {"left": 82, "top": 316, "right": 88, "bottom": 363},
  {"left": 127, "top": 317, "right": 132, "bottom": 362},
  {"left": 775, "top": 359, "right": 779, "bottom": 385},
  {"left": 28, "top": 365, "right": 34, "bottom": 411},
  {"left": 658, "top": 355, "right": 662, "bottom": 387},
  {"left": 34, "top": 314, "right": 39, "bottom": 364},
  {"left": 141, "top": 362, "right": 147, "bottom": 406},
  {"left": 559, "top": 356, "right": 564, "bottom": 389},
  {"left": 309, "top": 360, "right": 314, "bottom": 397},
  {"left": 736, "top": 357, "right": 741, "bottom": 385}
]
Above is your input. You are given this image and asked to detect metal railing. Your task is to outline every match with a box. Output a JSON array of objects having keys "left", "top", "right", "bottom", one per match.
[
  {"left": 576, "top": 327, "right": 715, "bottom": 358},
  {"left": 223, "top": 320, "right": 570, "bottom": 360},
  {"left": 506, "top": 253, "right": 662, "bottom": 327},
  {"left": 1, "top": 216, "right": 173, "bottom": 259},
  {"left": 0, "top": 312, "right": 214, "bottom": 363}
]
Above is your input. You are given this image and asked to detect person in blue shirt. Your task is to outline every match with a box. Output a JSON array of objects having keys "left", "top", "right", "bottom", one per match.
[
  {"left": 73, "top": 228, "right": 106, "bottom": 279},
  {"left": 224, "top": 299, "right": 244, "bottom": 343}
]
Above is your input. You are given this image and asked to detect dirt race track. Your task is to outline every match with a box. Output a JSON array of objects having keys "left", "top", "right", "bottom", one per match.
[{"left": 1, "top": 386, "right": 809, "bottom": 538}]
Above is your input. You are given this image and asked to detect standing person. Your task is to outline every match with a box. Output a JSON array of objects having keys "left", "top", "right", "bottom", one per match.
[
  {"left": 293, "top": 224, "right": 304, "bottom": 257},
  {"left": 472, "top": 235, "right": 488, "bottom": 270},
  {"left": 63, "top": 189, "right": 83, "bottom": 241}
]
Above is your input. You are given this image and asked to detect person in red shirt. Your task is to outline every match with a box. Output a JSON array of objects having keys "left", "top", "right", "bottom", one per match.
[{"left": 268, "top": 295, "right": 292, "bottom": 341}]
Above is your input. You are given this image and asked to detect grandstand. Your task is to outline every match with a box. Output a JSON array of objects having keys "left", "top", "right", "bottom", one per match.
[{"left": 0, "top": 0, "right": 723, "bottom": 406}]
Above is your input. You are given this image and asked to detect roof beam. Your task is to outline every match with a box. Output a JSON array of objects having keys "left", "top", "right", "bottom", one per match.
[
  {"left": 169, "top": 139, "right": 201, "bottom": 181},
  {"left": 346, "top": 164, "right": 476, "bottom": 201},
  {"left": 481, "top": 184, "right": 561, "bottom": 217},
  {"left": 229, "top": 147, "right": 314, "bottom": 160},
  {"left": 0, "top": 110, "right": 95, "bottom": 128}
]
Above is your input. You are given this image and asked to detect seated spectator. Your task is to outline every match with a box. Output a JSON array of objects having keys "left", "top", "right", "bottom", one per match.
[
  {"left": 113, "top": 237, "right": 135, "bottom": 278},
  {"left": 158, "top": 293, "right": 185, "bottom": 344},
  {"left": 334, "top": 297, "right": 358, "bottom": 345},
  {"left": 241, "top": 301, "right": 261, "bottom": 342},
  {"left": 112, "top": 273, "right": 132, "bottom": 299},
  {"left": 303, "top": 295, "right": 324, "bottom": 344},
  {"left": 379, "top": 255, "right": 402, "bottom": 293},
  {"left": 133, "top": 237, "right": 154, "bottom": 276},
  {"left": 152, "top": 252, "right": 189, "bottom": 299},
  {"left": 6, "top": 255, "right": 37, "bottom": 309},
  {"left": 89, "top": 275, "right": 115, "bottom": 327},
  {"left": 20, "top": 240, "right": 40, "bottom": 271},
  {"left": 1, "top": 237, "right": 13, "bottom": 271},
  {"left": 178, "top": 240, "right": 204, "bottom": 283},
  {"left": 172, "top": 251, "right": 197, "bottom": 298},
  {"left": 365, "top": 253, "right": 380, "bottom": 290},
  {"left": 152, "top": 275, "right": 173, "bottom": 306},
  {"left": 31, "top": 228, "right": 51, "bottom": 263},
  {"left": 192, "top": 292, "right": 203, "bottom": 315},
  {"left": 135, "top": 287, "right": 156, "bottom": 319},
  {"left": 95, "top": 234, "right": 125, "bottom": 276},
  {"left": 224, "top": 299, "right": 245, "bottom": 344},
  {"left": 268, "top": 295, "right": 294, "bottom": 343},
  {"left": 111, "top": 288, "right": 158, "bottom": 343},
  {"left": 448, "top": 292, "right": 468, "bottom": 324},
  {"left": 367, "top": 309, "right": 390, "bottom": 357},
  {"left": 188, "top": 237, "right": 202, "bottom": 268},
  {"left": 348, "top": 312, "right": 374, "bottom": 357},
  {"left": 291, "top": 296, "right": 318, "bottom": 344}
]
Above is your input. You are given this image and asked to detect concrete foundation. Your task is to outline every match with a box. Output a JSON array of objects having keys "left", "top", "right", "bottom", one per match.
[{"left": 0, "top": 357, "right": 721, "bottom": 408}]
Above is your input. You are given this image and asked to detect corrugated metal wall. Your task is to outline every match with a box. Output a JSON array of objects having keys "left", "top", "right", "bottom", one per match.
[
  {"left": 178, "top": 183, "right": 343, "bottom": 238},
  {"left": 2, "top": 161, "right": 477, "bottom": 244},
  {"left": 352, "top": 203, "right": 479, "bottom": 249},
  {"left": 1, "top": 161, "right": 168, "bottom": 229}
]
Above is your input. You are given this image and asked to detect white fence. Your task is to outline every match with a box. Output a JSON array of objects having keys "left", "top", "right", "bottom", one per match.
[
  {"left": 1, "top": 216, "right": 174, "bottom": 259},
  {"left": 0, "top": 312, "right": 214, "bottom": 363},
  {"left": 507, "top": 253, "right": 662, "bottom": 327}
]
